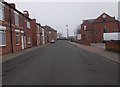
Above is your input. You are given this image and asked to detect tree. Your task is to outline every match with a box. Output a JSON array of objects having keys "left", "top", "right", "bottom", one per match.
[
  {"left": 76, "top": 25, "right": 81, "bottom": 34},
  {"left": 57, "top": 32, "right": 63, "bottom": 38}
]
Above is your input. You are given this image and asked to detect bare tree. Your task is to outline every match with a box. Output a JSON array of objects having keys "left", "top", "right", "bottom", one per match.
[
  {"left": 57, "top": 32, "right": 63, "bottom": 38},
  {"left": 76, "top": 25, "right": 81, "bottom": 34}
]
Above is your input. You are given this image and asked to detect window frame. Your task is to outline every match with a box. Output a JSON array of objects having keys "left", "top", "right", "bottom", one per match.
[
  {"left": 27, "top": 21, "right": 30, "bottom": 29},
  {"left": 28, "top": 36, "right": 31, "bottom": 45},
  {"left": 0, "top": 26, "right": 6, "bottom": 46},
  {"left": 84, "top": 26, "right": 87, "bottom": 30},
  {"left": 0, "top": 3, "right": 4, "bottom": 21},
  {"left": 14, "top": 11, "right": 19, "bottom": 26},
  {"left": 37, "top": 25, "right": 40, "bottom": 33},
  {"left": 15, "top": 29, "right": 20, "bottom": 45}
]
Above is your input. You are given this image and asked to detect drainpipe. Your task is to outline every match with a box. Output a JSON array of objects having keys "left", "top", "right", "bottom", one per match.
[
  {"left": 118, "top": 21, "right": 120, "bottom": 32},
  {"left": 9, "top": 6, "right": 13, "bottom": 53},
  {"left": 23, "top": 14, "right": 26, "bottom": 49}
]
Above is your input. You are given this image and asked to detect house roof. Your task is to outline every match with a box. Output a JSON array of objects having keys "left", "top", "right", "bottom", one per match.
[
  {"left": 86, "top": 19, "right": 96, "bottom": 23},
  {"left": 82, "top": 12, "right": 119, "bottom": 24},
  {"left": 42, "top": 25, "right": 57, "bottom": 32},
  {"left": 83, "top": 19, "right": 96, "bottom": 24},
  {"left": 3, "top": 2, "right": 32, "bottom": 21}
]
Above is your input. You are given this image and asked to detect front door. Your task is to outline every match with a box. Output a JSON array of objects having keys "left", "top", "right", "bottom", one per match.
[{"left": 21, "top": 31, "right": 25, "bottom": 49}]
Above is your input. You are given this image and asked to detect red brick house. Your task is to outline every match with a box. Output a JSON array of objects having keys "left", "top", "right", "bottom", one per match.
[
  {"left": 0, "top": 2, "right": 33, "bottom": 55},
  {"left": 31, "top": 19, "right": 43, "bottom": 46},
  {"left": 40, "top": 26, "right": 45, "bottom": 45},
  {"left": 30, "top": 19, "right": 37, "bottom": 46},
  {"left": 81, "top": 19, "right": 95, "bottom": 45},
  {"left": 36, "top": 23, "right": 42, "bottom": 46},
  {"left": 0, "top": 2, "right": 57, "bottom": 55},
  {"left": 23, "top": 11, "right": 32, "bottom": 48},
  {"left": 80, "top": 13, "right": 120, "bottom": 46},
  {"left": 42, "top": 25, "right": 57, "bottom": 43}
]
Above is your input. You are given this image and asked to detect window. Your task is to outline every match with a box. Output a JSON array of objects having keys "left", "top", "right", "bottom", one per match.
[
  {"left": 0, "top": 26, "right": 6, "bottom": 46},
  {"left": 28, "top": 36, "right": 31, "bottom": 45},
  {"left": 15, "top": 29, "right": 20, "bottom": 45},
  {"left": 0, "top": 3, "right": 4, "bottom": 20},
  {"left": 49, "top": 31, "right": 51, "bottom": 34},
  {"left": 37, "top": 25, "right": 40, "bottom": 33},
  {"left": 14, "top": 11, "right": 19, "bottom": 26},
  {"left": 27, "top": 21, "right": 30, "bottom": 29},
  {"left": 84, "top": 26, "right": 87, "bottom": 30}
]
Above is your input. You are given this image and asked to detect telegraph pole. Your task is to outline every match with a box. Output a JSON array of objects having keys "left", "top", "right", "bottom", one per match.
[{"left": 66, "top": 25, "right": 68, "bottom": 39}]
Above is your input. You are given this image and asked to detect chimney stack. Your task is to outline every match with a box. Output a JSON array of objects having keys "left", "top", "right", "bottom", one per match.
[
  {"left": 23, "top": 10, "right": 29, "bottom": 17},
  {"left": 32, "top": 19, "right": 36, "bottom": 21},
  {"left": 9, "top": 3, "right": 16, "bottom": 9}
]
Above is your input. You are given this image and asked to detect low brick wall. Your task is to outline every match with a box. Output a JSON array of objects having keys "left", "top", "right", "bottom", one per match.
[{"left": 105, "top": 41, "right": 120, "bottom": 53}]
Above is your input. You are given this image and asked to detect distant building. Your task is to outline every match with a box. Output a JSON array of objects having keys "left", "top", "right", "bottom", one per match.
[
  {"left": 80, "top": 12, "right": 120, "bottom": 46},
  {"left": 36, "top": 23, "right": 42, "bottom": 46},
  {"left": 42, "top": 25, "right": 57, "bottom": 43}
]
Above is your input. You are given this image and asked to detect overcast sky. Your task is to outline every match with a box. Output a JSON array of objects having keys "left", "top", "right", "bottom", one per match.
[{"left": 6, "top": 1, "right": 119, "bottom": 37}]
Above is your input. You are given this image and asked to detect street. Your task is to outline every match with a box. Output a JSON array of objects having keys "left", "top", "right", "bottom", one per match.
[{"left": 2, "top": 40, "right": 118, "bottom": 85}]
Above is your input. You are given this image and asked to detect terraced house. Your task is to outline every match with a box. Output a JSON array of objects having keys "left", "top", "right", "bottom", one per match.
[
  {"left": 0, "top": 2, "right": 57, "bottom": 55},
  {"left": 42, "top": 25, "right": 57, "bottom": 43},
  {"left": 36, "top": 23, "right": 42, "bottom": 46},
  {"left": 0, "top": 2, "right": 34, "bottom": 55}
]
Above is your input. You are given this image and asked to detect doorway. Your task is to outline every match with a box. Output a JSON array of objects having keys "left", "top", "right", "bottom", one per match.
[{"left": 21, "top": 31, "right": 26, "bottom": 49}]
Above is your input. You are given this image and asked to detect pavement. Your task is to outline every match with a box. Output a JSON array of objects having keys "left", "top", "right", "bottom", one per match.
[
  {"left": 69, "top": 42, "right": 120, "bottom": 63},
  {"left": 1, "top": 44, "right": 48, "bottom": 63},
  {"left": 2, "top": 40, "right": 119, "bottom": 85},
  {"left": 91, "top": 43, "right": 105, "bottom": 49}
]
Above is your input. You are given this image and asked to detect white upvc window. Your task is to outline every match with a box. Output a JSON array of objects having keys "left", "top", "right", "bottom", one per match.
[
  {"left": 28, "top": 36, "right": 31, "bottom": 45},
  {"left": 14, "top": 11, "right": 19, "bottom": 26},
  {"left": 84, "top": 26, "right": 87, "bottom": 30},
  {"left": 37, "top": 25, "right": 40, "bottom": 33},
  {"left": 0, "top": 2, "right": 4, "bottom": 21},
  {"left": 0, "top": 26, "right": 6, "bottom": 46},
  {"left": 49, "top": 31, "right": 51, "bottom": 34},
  {"left": 15, "top": 29, "right": 20, "bottom": 45},
  {"left": 27, "top": 21, "right": 30, "bottom": 29}
]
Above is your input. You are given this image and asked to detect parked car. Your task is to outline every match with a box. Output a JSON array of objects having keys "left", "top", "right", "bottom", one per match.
[{"left": 51, "top": 40, "right": 55, "bottom": 43}]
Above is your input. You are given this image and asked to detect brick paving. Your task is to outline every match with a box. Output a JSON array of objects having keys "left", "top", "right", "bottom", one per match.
[{"left": 69, "top": 42, "right": 120, "bottom": 63}]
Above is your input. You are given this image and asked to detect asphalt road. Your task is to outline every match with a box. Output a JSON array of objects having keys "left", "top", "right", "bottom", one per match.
[{"left": 2, "top": 40, "right": 119, "bottom": 85}]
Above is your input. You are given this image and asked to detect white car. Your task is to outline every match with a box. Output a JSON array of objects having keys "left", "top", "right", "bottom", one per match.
[{"left": 51, "top": 40, "right": 55, "bottom": 43}]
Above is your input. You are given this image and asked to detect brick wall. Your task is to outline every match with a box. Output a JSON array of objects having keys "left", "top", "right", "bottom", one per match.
[
  {"left": 31, "top": 19, "right": 37, "bottom": 46},
  {"left": 80, "top": 21, "right": 93, "bottom": 45},
  {"left": 105, "top": 41, "right": 120, "bottom": 53},
  {"left": 93, "top": 21, "right": 119, "bottom": 43}
]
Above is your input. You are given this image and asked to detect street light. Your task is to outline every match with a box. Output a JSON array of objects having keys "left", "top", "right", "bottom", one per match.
[{"left": 66, "top": 25, "right": 68, "bottom": 39}]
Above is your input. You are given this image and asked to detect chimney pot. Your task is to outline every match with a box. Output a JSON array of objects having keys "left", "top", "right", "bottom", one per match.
[
  {"left": 23, "top": 10, "right": 29, "bottom": 17},
  {"left": 9, "top": 3, "right": 16, "bottom": 8}
]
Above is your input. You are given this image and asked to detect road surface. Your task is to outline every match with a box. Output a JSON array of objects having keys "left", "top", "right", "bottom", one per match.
[{"left": 2, "top": 40, "right": 119, "bottom": 85}]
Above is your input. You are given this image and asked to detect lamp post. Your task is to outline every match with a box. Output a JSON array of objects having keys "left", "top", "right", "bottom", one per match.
[{"left": 66, "top": 25, "right": 68, "bottom": 39}]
